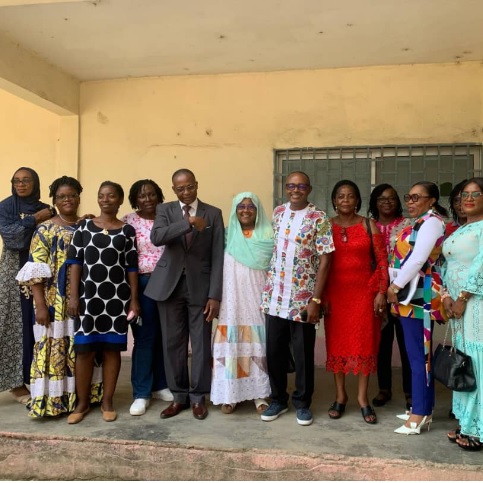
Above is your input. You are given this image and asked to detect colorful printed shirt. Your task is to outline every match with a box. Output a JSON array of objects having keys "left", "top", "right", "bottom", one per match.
[{"left": 260, "top": 202, "right": 334, "bottom": 322}]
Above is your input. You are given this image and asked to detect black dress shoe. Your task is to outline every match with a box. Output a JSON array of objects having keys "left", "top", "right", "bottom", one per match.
[
  {"left": 160, "top": 402, "right": 189, "bottom": 419},
  {"left": 192, "top": 402, "right": 208, "bottom": 420}
]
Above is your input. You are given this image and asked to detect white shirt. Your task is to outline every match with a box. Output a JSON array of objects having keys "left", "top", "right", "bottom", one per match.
[{"left": 179, "top": 198, "right": 199, "bottom": 217}]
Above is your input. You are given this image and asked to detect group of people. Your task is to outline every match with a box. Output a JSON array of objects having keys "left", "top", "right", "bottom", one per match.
[{"left": 0, "top": 166, "right": 481, "bottom": 452}]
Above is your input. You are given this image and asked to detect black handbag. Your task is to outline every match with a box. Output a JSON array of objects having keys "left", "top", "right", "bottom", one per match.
[{"left": 433, "top": 323, "right": 476, "bottom": 392}]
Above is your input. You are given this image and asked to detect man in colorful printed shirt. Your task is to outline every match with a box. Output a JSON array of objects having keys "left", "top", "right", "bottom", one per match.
[{"left": 260, "top": 171, "right": 334, "bottom": 426}]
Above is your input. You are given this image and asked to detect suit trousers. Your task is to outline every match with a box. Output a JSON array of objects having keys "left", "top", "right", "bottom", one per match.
[
  {"left": 400, "top": 316, "right": 434, "bottom": 415},
  {"left": 157, "top": 275, "right": 212, "bottom": 404},
  {"left": 265, "top": 314, "right": 316, "bottom": 409}
]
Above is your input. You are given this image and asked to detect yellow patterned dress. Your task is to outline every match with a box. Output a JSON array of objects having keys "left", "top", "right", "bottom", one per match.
[{"left": 16, "top": 220, "right": 102, "bottom": 417}]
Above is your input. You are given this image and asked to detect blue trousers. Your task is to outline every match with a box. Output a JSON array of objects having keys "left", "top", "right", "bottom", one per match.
[
  {"left": 131, "top": 274, "right": 168, "bottom": 399},
  {"left": 400, "top": 316, "right": 434, "bottom": 415}
]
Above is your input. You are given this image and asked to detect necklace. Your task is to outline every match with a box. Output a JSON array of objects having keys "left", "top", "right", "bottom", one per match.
[
  {"left": 58, "top": 213, "right": 79, "bottom": 225},
  {"left": 242, "top": 228, "right": 254, "bottom": 238}
]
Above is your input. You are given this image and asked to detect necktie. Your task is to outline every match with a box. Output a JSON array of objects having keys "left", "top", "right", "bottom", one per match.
[{"left": 183, "top": 205, "right": 192, "bottom": 246}]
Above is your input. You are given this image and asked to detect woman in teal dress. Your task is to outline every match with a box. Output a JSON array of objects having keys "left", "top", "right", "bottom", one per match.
[{"left": 442, "top": 177, "right": 483, "bottom": 451}]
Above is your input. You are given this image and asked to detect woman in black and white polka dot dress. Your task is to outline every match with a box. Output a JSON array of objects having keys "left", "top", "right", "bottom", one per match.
[{"left": 66, "top": 181, "right": 139, "bottom": 424}]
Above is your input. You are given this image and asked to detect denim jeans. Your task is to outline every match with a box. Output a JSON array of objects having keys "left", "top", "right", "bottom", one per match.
[{"left": 131, "top": 274, "right": 168, "bottom": 399}]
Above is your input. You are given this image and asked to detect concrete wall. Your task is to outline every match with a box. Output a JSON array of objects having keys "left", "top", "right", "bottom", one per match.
[
  {"left": 78, "top": 61, "right": 483, "bottom": 217},
  {"left": 0, "top": 88, "right": 62, "bottom": 202},
  {"left": 1, "top": 60, "right": 482, "bottom": 364}
]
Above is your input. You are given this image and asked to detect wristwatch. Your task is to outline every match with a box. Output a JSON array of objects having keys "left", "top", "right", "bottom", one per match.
[
  {"left": 311, "top": 297, "right": 322, "bottom": 304},
  {"left": 390, "top": 285, "right": 400, "bottom": 294}
]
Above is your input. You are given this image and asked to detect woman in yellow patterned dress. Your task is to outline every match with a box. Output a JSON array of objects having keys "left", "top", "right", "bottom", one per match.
[{"left": 16, "top": 176, "right": 102, "bottom": 417}]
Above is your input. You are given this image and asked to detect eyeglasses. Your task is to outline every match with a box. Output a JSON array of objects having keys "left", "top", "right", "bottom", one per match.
[
  {"left": 174, "top": 184, "right": 196, "bottom": 194},
  {"left": 12, "top": 178, "right": 33, "bottom": 186},
  {"left": 236, "top": 204, "right": 256, "bottom": 211},
  {"left": 55, "top": 193, "right": 79, "bottom": 202},
  {"left": 461, "top": 191, "right": 483, "bottom": 200},
  {"left": 403, "top": 194, "right": 431, "bottom": 203},
  {"left": 285, "top": 183, "right": 310, "bottom": 191},
  {"left": 376, "top": 196, "right": 397, "bottom": 204}
]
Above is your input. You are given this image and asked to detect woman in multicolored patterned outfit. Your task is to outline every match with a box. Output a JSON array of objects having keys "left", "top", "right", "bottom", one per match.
[
  {"left": 388, "top": 181, "right": 448, "bottom": 435},
  {"left": 16, "top": 176, "right": 102, "bottom": 417}
]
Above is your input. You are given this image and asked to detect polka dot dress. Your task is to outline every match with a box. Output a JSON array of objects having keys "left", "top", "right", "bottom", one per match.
[{"left": 67, "top": 219, "right": 138, "bottom": 352}]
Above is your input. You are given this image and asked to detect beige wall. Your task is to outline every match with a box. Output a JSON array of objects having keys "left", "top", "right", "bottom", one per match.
[
  {"left": 2, "top": 61, "right": 482, "bottom": 363},
  {"left": 79, "top": 61, "right": 483, "bottom": 218},
  {"left": 78, "top": 61, "right": 483, "bottom": 362},
  {"left": 0, "top": 88, "right": 61, "bottom": 202}
]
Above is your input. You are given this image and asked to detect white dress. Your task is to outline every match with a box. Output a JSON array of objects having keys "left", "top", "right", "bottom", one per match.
[{"left": 210, "top": 252, "right": 270, "bottom": 405}]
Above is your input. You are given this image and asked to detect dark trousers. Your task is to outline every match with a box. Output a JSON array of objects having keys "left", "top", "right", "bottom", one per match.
[
  {"left": 19, "top": 250, "right": 34, "bottom": 385},
  {"left": 265, "top": 314, "right": 316, "bottom": 409},
  {"left": 157, "top": 275, "right": 212, "bottom": 405},
  {"left": 131, "top": 274, "right": 168, "bottom": 399},
  {"left": 376, "top": 310, "right": 411, "bottom": 396},
  {"left": 400, "top": 316, "right": 434, "bottom": 415}
]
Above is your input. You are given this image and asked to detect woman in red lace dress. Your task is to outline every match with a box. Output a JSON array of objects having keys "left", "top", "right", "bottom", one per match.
[{"left": 324, "top": 180, "right": 389, "bottom": 424}]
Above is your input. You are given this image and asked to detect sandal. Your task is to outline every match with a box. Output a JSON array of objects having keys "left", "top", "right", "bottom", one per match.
[
  {"left": 9, "top": 389, "right": 30, "bottom": 405},
  {"left": 361, "top": 405, "right": 377, "bottom": 424},
  {"left": 447, "top": 427, "right": 462, "bottom": 443},
  {"left": 456, "top": 435, "right": 482, "bottom": 451},
  {"left": 254, "top": 399, "right": 269, "bottom": 414},
  {"left": 328, "top": 401, "right": 346, "bottom": 419},
  {"left": 221, "top": 403, "right": 237, "bottom": 414},
  {"left": 372, "top": 390, "right": 392, "bottom": 407}
]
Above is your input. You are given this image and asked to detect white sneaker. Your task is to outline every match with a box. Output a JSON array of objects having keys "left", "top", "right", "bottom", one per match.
[
  {"left": 130, "top": 398, "right": 150, "bottom": 416},
  {"left": 152, "top": 388, "right": 174, "bottom": 402}
]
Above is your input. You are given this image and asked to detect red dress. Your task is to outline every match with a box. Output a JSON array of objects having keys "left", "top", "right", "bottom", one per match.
[{"left": 324, "top": 220, "right": 388, "bottom": 375}]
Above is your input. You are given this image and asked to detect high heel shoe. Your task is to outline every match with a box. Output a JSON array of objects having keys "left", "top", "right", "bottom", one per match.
[
  {"left": 394, "top": 415, "right": 432, "bottom": 435},
  {"left": 396, "top": 410, "right": 411, "bottom": 421}
]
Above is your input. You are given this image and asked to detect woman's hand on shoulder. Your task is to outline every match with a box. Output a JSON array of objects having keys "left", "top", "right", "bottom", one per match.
[
  {"left": 34, "top": 207, "right": 54, "bottom": 225},
  {"left": 78, "top": 213, "right": 95, "bottom": 222}
]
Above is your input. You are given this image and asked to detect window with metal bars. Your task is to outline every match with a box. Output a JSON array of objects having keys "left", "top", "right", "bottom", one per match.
[{"left": 273, "top": 144, "right": 482, "bottom": 217}]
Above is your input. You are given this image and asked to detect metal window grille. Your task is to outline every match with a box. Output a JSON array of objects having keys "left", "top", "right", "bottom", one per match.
[{"left": 273, "top": 143, "right": 482, "bottom": 216}]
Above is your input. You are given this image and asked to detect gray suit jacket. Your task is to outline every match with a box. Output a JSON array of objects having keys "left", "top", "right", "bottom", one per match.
[{"left": 144, "top": 199, "right": 224, "bottom": 306}]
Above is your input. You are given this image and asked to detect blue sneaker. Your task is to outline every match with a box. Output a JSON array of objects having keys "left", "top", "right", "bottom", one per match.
[
  {"left": 261, "top": 401, "right": 288, "bottom": 421},
  {"left": 296, "top": 408, "right": 313, "bottom": 426}
]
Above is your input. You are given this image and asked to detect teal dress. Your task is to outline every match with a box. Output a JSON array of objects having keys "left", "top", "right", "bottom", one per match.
[{"left": 442, "top": 220, "right": 483, "bottom": 439}]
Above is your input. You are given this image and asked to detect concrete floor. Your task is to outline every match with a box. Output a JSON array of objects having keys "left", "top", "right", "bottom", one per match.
[{"left": 0, "top": 358, "right": 481, "bottom": 480}]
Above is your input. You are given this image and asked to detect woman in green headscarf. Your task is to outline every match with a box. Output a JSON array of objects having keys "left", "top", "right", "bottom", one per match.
[{"left": 210, "top": 192, "right": 274, "bottom": 414}]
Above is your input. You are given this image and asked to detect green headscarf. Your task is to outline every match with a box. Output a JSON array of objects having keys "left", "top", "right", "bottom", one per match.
[{"left": 225, "top": 192, "right": 274, "bottom": 270}]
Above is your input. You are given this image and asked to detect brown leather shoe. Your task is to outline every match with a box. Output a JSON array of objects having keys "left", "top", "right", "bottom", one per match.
[
  {"left": 192, "top": 402, "right": 208, "bottom": 420},
  {"left": 160, "top": 402, "right": 189, "bottom": 419}
]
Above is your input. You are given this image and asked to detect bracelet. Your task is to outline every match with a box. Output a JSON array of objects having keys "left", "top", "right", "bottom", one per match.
[
  {"left": 441, "top": 293, "right": 451, "bottom": 301},
  {"left": 457, "top": 292, "right": 469, "bottom": 302}
]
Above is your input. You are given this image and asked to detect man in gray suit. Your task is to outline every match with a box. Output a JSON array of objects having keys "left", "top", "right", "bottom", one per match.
[{"left": 145, "top": 169, "right": 224, "bottom": 420}]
